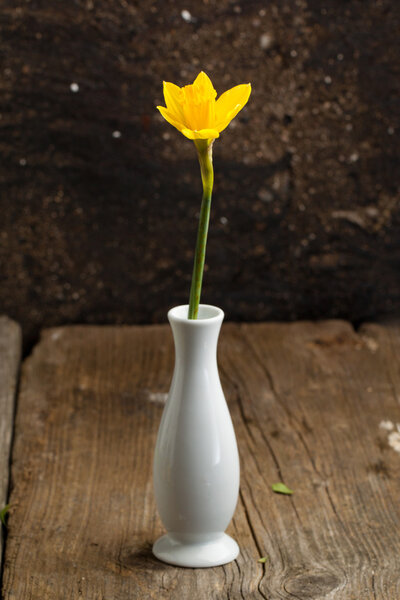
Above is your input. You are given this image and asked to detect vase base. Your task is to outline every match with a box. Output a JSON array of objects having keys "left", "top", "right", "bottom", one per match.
[{"left": 152, "top": 533, "right": 239, "bottom": 568}]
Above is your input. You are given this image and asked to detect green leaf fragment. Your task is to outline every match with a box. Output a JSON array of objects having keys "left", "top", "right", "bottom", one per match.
[
  {"left": 272, "top": 482, "right": 294, "bottom": 495},
  {"left": 258, "top": 556, "right": 268, "bottom": 563},
  {"left": 0, "top": 504, "right": 10, "bottom": 526}
]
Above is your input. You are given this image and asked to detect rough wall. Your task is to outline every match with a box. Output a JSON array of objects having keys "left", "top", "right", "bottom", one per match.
[{"left": 1, "top": 0, "right": 399, "bottom": 344}]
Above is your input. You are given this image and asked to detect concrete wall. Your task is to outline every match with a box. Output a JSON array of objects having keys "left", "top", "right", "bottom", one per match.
[{"left": 1, "top": 0, "right": 399, "bottom": 344}]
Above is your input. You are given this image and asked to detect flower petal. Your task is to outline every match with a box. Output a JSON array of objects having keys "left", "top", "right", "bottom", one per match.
[
  {"left": 215, "top": 83, "right": 251, "bottom": 131},
  {"left": 163, "top": 81, "right": 185, "bottom": 122},
  {"left": 192, "top": 71, "right": 217, "bottom": 99},
  {"left": 157, "top": 106, "right": 184, "bottom": 132},
  {"left": 181, "top": 127, "right": 220, "bottom": 140}
]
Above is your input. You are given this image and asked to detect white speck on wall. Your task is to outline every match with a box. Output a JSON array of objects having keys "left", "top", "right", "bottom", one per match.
[
  {"left": 181, "top": 9, "right": 193, "bottom": 22},
  {"left": 112, "top": 130, "right": 122, "bottom": 138},
  {"left": 349, "top": 152, "right": 359, "bottom": 163},
  {"left": 70, "top": 82, "right": 79, "bottom": 93},
  {"left": 324, "top": 76, "right": 332, "bottom": 85},
  {"left": 259, "top": 33, "right": 273, "bottom": 50},
  {"left": 19, "top": 158, "right": 27, "bottom": 166},
  {"left": 388, "top": 431, "right": 400, "bottom": 453},
  {"left": 380, "top": 420, "right": 394, "bottom": 431},
  {"left": 258, "top": 188, "right": 273, "bottom": 203},
  {"left": 332, "top": 209, "right": 365, "bottom": 228},
  {"left": 220, "top": 216, "right": 228, "bottom": 225}
]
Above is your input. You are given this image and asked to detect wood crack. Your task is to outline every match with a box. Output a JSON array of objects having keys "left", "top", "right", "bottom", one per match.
[
  {"left": 239, "top": 488, "right": 269, "bottom": 600},
  {"left": 242, "top": 327, "right": 359, "bottom": 590},
  {"left": 244, "top": 334, "right": 350, "bottom": 514},
  {"left": 223, "top": 356, "right": 304, "bottom": 533},
  {"left": 371, "top": 571, "right": 377, "bottom": 600},
  {"left": 234, "top": 558, "right": 246, "bottom": 600},
  {"left": 242, "top": 334, "right": 313, "bottom": 525}
]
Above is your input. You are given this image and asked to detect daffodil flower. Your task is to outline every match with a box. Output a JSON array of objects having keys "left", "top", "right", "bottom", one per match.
[
  {"left": 157, "top": 72, "right": 251, "bottom": 319},
  {"left": 157, "top": 71, "right": 251, "bottom": 141}
]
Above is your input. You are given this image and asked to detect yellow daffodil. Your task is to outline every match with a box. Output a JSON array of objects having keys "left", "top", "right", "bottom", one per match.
[
  {"left": 157, "top": 71, "right": 252, "bottom": 319},
  {"left": 157, "top": 71, "right": 251, "bottom": 141}
]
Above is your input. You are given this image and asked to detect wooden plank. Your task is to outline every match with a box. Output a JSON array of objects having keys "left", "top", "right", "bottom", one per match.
[
  {"left": 222, "top": 321, "right": 400, "bottom": 599},
  {"left": 2, "top": 321, "right": 400, "bottom": 599},
  {"left": 0, "top": 317, "right": 22, "bottom": 570}
]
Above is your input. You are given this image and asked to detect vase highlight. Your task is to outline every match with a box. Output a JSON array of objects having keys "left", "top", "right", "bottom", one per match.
[{"left": 152, "top": 304, "right": 240, "bottom": 567}]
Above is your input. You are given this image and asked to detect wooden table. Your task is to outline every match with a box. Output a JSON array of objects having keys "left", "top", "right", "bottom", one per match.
[{"left": 1, "top": 318, "right": 399, "bottom": 599}]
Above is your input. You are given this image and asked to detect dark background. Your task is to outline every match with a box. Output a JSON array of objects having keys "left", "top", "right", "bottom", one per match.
[{"left": 1, "top": 0, "right": 399, "bottom": 348}]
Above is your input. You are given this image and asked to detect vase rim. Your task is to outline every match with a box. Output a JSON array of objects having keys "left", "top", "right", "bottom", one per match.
[{"left": 168, "top": 304, "right": 224, "bottom": 324}]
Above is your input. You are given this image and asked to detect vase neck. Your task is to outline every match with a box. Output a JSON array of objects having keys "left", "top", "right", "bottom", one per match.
[{"left": 168, "top": 305, "right": 224, "bottom": 368}]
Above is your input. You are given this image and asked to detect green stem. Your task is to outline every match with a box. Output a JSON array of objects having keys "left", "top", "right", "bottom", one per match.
[{"left": 188, "top": 139, "right": 214, "bottom": 319}]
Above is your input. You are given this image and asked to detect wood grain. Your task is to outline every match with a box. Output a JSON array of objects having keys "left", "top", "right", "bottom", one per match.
[
  {"left": 0, "top": 317, "right": 21, "bottom": 570},
  {"left": 2, "top": 321, "right": 400, "bottom": 599}
]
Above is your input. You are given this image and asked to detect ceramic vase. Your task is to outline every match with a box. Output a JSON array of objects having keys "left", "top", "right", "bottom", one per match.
[{"left": 152, "top": 304, "right": 240, "bottom": 567}]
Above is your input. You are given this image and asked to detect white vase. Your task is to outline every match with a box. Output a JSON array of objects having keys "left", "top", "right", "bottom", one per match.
[{"left": 152, "top": 304, "right": 240, "bottom": 567}]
